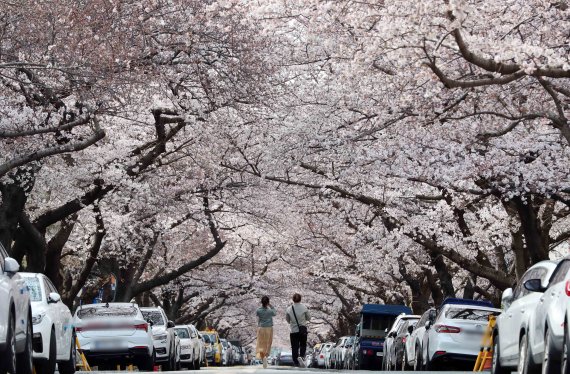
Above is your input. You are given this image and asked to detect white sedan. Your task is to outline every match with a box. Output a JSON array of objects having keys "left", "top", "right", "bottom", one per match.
[
  {"left": 422, "top": 299, "right": 501, "bottom": 370},
  {"left": 0, "top": 243, "right": 33, "bottom": 374},
  {"left": 405, "top": 308, "right": 435, "bottom": 370},
  {"left": 21, "top": 273, "right": 75, "bottom": 374},
  {"left": 73, "top": 302, "right": 154, "bottom": 371}
]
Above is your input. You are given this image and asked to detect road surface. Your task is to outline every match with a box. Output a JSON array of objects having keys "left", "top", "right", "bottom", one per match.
[{"left": 75, "top": 366, "right": 485, "bottom": 373}]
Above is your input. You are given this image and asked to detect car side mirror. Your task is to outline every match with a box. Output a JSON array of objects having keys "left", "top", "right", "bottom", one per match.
[
  {"left": 428, "top": 309, "right": 437, "bottom": 322},
  {"left": 407, "top": 325, "right": 414, "bottom": 334},
  {"left": 4, "top": 257, "right": 19, "bottom": 273},
  {"left": 425, "top": 321, "right": 432, "bottom": 330},
  {"left": 524, "top": 279, "right": 546, "bottom": 293},
  {"left": 146, "top": 318, "right": 154, "bottom": 326},
  {"left": 167, "top": 320, "right": 175, "bottom": 328},
  {"left": 384, "top": 328, "right": 388, "bottom": 333},
  {"left": 501, "top": 288, "right": 514, "bottom": 307},
  {"left": 192, "top": 333, "right": 197, "bottom": 338},
  {"left": 48, "top": 292, "right": 61, "bottom": 303}
]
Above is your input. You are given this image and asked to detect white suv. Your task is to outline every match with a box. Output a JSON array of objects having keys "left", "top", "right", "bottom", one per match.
[
  {"left": 525, "top": 257, "right": 570, "bottom": 374},
  {"left": 140, "top": 307, "right": 178, "bottom": 370},
  {"left": 492, "top": 260, "right": 558, "bottom": 374},
  {"left": 0, "top": 243, "right": 33, "bottom": 374},
  {"left": 21, "top": 273, "right": 76, "bottom": 374}
]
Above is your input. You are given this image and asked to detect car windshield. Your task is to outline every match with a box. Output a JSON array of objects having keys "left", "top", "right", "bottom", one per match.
[
  {"left": 77, "top": 305, "right": 138, "bottom": 319},
  {"left": 362, "top": 314, "right": 396, "bottom": 330},
  {"left": 445, "top": 308, "right": 497, "bottom": 321},
  {"left": 205, "top": 334, "right": 216, "bottom": 343},
  {"left": 141, "top": 310, "right": 165, "bottom": 326},
  {"left": 23, "top": 277, "right": 42, "bottom": 302},
  {"left": 202, "top": 335, "right": 211, "bottom": 343},
  {"left": 175, "top": 328, "right": 190, "bottom": 338}
]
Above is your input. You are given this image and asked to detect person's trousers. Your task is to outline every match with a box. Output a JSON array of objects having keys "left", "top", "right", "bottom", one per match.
[{"left": 290, "top": 332, "right": 307, "bottom": 365}]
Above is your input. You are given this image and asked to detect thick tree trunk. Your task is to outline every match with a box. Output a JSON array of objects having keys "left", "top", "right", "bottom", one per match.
[{"left": 0, "top": 182, "right": 27, "bottom": 251}]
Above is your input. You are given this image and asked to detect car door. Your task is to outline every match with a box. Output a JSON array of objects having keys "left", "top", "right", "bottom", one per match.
[{"left": 533, "top": 260, "right": 570, "bottom": 356}]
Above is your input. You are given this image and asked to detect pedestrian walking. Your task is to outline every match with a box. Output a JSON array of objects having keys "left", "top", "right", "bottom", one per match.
[
  {"left": 255, "top": 295, "right": 276, "bottom": 369},
  {"left": 286, "top": 293, "right": 311, "bottom": 367}
]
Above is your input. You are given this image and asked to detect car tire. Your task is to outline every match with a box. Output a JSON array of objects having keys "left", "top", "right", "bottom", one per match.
[
  {"left": 562, "top": 324, "right": 569, "bottom": 374},
  {"left": 0, "top": 313, "right": 17, "bottom": 374},
  {"left": 491, "top": 333, "right": 509, "bottom": 374},
  {"left": 16, "top": 313, "right": 33, "bottom": 374},
  {"left": 519, "top": 333, "right": 539, "bottom": 374},
  {"left": 414, "top": 345, "right": 422, "bottom": 372},
  {"left": 36, "top": 329, "right": 57, "bottom": 374},
  {"left": 138, "top": 350, "right": 155, "bottom": 372},
  {"left": 542, "top": 326, "right": 560, "bottom": 374},
  {"left": 57, "top": 333, "right": 76, "bottom": 374},
  {"left": 195, "top": 357, "right": 201, "bottom": 370}
]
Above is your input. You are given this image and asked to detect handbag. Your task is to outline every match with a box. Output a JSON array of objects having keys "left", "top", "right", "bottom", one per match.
[{"left": 291, "top": 304, "right": 308, "bottom": 335}]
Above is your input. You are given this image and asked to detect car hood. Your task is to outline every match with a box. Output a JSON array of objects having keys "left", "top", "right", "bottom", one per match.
[{"left": 151, "top": 325, "right": 167, "bottom": 334}]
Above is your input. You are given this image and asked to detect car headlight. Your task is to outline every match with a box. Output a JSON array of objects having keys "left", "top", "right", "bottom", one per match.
[
  {"left": 32, "top": 312, "right": 46, "bottom": 325},
  {"left": 154, "top": 334, "right": 168, "bottom": 340}
]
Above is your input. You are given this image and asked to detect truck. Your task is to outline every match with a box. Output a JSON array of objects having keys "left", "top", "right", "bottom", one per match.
[{"left": 354, "top": 304, "right": 412, "bottom": 370}]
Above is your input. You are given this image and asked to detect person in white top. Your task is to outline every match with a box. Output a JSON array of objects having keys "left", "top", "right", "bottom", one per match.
[{"left": 285, "top": 293, "right": 311, "bottom": 367}]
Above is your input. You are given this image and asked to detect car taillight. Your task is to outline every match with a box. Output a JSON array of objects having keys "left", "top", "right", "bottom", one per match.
[
  {"left": 434, "top": 325, "right": 461, "bottom": 333},
  {"left": 565, "top": 280, "right": 570, "bottom": 296},
  {"left": 402, "top": 337, "right": 406, "bottom": 343},
  {"left": 320, "top": 354, "right": 324, "bottom": 358},
  {"left": 134, "top": 323, "right": 148, "bottom": 332}
]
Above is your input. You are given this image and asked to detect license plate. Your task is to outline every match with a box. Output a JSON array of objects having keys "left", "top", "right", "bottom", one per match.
[
  {"left": 376, "top": 352, "right": 383, "bottom": 357},
  {"left": 94, "top": 340, "right": 125, "bottom": 350}
]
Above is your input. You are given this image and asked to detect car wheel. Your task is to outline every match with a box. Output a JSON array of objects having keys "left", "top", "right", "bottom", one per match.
[
  {"left": 0, "top": 313, "right": 17, "bottom": 374},
  {"left": 36, "top": 329, "right": 57, "bottom": 374},
  {"left": 138, "top": 351, "right": 155, "bottom": 372},
  {"left": 519, "top": 333, "right": 539, "bottom": 374},
  {"left": 16, "top": 313, "right": 33, "bottom": 374},
  {"left": 562, "top": 324, "right": 569, "bottom": 374},
  {"left": 57, "top": 333, "right": 76, "bottom": 374},
  {"left": 542, "top": 327, "right": 560, "bottom": 374},
  {"left": 414, "top": 345, "right": 422, "bottom": 372},
  {"left": 491, "top": 333, "right": 509, "bottom": 374}
]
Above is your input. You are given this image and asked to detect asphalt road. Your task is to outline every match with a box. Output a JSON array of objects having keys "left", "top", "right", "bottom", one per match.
[{"left": 75, "top": 366, "right": 485, "bottom": 373}]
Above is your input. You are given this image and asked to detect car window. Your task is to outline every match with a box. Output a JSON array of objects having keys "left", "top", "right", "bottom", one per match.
[
  {"left": 24, "top": 277, "right": 43, "bottom": 302},
  {"left": 514, "top": 267, "right": 540, "bottom": 299},
  {"left": 445, "top": 307, "right": 497, "bottom": 321},
  {"left": 78, "top": 305, "right": 138, "bottom": 319},
  {"left": 175, "top": 328, "right": 190, "bottom": 338},
  {"left": 397, "top": 320, "right": 409, "bottom": 334},
  {"left": 549, "top": 260, "right": 570, "bottom": 286},
  {"left": 45, "top": 278, "right": 58, "bottom": 294},
  {"left": 141, "top": 310, "right": 165, "bottom": 325}
]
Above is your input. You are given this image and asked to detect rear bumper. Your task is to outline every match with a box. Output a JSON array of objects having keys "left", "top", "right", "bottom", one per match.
[{"left": 83, "top": 347, "right": 152, "bottom": 363}]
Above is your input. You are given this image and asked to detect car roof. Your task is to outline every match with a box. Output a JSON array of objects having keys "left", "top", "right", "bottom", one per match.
[
  {"left": 361, "top": 304, "right": 412, "bottom": 315},
  {"left": 80, "top": 302, "right": 137, "bottom": 308},
  {"left": 19, "top": 272, "right": 43, "bottom": 278}
]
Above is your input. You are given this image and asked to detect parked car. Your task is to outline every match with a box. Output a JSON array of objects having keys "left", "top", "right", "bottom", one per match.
[
  {"left": 0, "top": 243, "right": 33, "bottom": 374},
  {"left": 21, "top": 273, "right": 75, "bottom": 374},
  {"left": 421, "top": 298, "right": 501, "bottom": 370},
  {"left": 140, "top": 306, "right": 178, "bottom": 371},
  {"left": 390, "top": 317, "right": 419, "bottom": 370},
  {"left": 201, "top": 330, "right": 222, "bottom": 365},
  {"left": 405, "top": 308, "right": 435, "bottom": 371},
  {"left": 523, "top": 257, "right": 570, "bottom": 374},
  {"left": 383, "top": 314, "right": 420, "bottom": 370},
  {"left": 316, "top": 342, "right": 333, "bottom": 368},
  {"left": 354, "top": 304, "right": 413, "bottom": 370},
  {"left": 73, "top": 302, "right": 154, "bottom": 370},
  {"left": 324, "top": 342, "right": 336, "bottom": 369},
  {"left": 333, "top": 336, "right": 354, "bottom": 369},
  {"left": 220, "top": 338, "right": 232, "bottom": 366},
  {"left": 175, "top": 325, "right": 200, "bottom": 370},
  {"left": 276, "top": 351, "right": 294, "bottom": 366},
  {"left": 491, "top": 260, "right": 558, "bottom": 374}
]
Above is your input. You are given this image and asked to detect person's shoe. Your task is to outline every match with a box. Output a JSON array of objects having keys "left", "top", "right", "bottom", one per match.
[
  {"left": 263, "top": 357, "right": 267, "bottom": 369},
  {"left": 298, "top": 357, "right": 306, "bottom": 368}
]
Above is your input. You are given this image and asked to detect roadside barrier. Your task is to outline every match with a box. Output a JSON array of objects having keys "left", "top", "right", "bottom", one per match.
[
  {"left": 473, "top": 315, "right": 496, "bottom": 371},
  {"left": 76, "top": 337, "right": 92, "bottom": 371}
]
